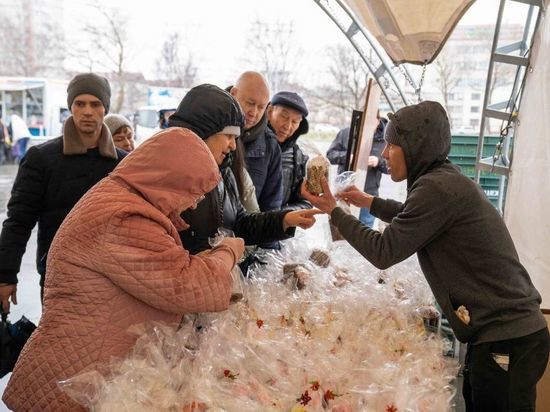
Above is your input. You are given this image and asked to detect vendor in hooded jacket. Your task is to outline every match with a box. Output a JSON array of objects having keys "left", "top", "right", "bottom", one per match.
[{"left": 301, "top": 100, "right": 549, "bottom": 412}]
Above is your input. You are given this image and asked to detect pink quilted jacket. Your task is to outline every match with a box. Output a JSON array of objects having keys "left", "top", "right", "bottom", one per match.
[{"left": 3, "top": 129, "right": 235, "bottom": 411}]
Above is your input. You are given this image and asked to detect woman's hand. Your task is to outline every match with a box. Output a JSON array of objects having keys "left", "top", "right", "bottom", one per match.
[
  {"left": 300, "top": 178, "right": 337, "bottom": 215},
  {"left": 337, "top": 186, "right": 374, "bottom": 209},
  {"left": 218, "top": 237, "right": 245, "bottom": 265},
  {"left": 283, "top": 209, "right": 322, "bottom": 231}
]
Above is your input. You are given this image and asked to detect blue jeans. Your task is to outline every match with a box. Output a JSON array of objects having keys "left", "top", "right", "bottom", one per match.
[
  {"left": 359, "top": 207, "right": 375, "bottom": 227},
  {"left": 0, "top": 142, "right": 5, "bottom": 165},
  {"left": 13, "top": 137, "right": 29, "bottom": 164}
]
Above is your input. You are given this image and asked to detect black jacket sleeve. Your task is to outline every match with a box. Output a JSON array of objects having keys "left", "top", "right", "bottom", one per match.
[
  {"left": 282, "top": 150, "right": 311, "bottom": 211},
  {"left": 0, "top": 147, "right": 47, "bottom": 283},
  {"left": 227, "top": 172, "right": 295, "bottom": 244},
  {"left": 326, "top": 128, "right": 349, "bottom": 166},
  {"left": 234, "top": 209, "right": 295, "bottom": 245}
]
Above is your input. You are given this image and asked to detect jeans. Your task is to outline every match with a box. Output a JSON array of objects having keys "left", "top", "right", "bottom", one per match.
[
  {"left": 463, "top": 327, "right": 550, "bottom": 411},
  {"left": 0, "top": 142, "right": 5, "bottom": 165},
  {"left": 359, "top": 207, "right": 375, "bottom": 228}
]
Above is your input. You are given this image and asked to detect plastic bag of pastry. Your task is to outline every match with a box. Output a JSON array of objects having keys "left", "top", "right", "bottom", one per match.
[
  {"left": 455, "top": 305, "right": 470, "bottom": 325},
  {"left": 299, "top": 140, "right": 331, "bottom": 195},
  {"left": 309, "top": 248, "right": 331, "bottom": 268},
  {"left": 282, "top": 263, "right": 312, "bottom": 290},
  {"left": 306, "top": 154, "right": 331, "bottom": 195},
  {"left": 209, "top": 228, "right": 246, "bottom": 303}
]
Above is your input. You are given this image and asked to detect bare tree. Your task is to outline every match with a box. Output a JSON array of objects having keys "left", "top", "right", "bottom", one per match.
[
  {"left": 0, "top": 3, "right": 65, "bottom": 77},
  {"left": 68, "top": 6, "right": 130, "bottom": 113},
  {"left": 433, "top": 49, "right": 463, "bottom": 129},
  {"left": 245, "top": 19, "right": 300, "bottom": 92},
  {"left": 307, "top": 43, "right": 370, "bottom": 126},
  {"left": 155, "top": 33, "right": 198, "bottom": 87}
]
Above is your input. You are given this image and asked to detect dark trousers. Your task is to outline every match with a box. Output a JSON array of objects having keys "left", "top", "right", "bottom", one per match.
[{"left": 463, "top": 327, "right": 550, "bottom": 411}]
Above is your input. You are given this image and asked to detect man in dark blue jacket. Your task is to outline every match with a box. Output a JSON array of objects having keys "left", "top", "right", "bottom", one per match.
[
  {"left": 327, "top": 114, "right": 389, "bottom": 227},
  {"left": 0, "top": 73, "right": 126, "bottom": 310},
  {"left": 229, "top": 71, "right": 282, "bottom": 212}
]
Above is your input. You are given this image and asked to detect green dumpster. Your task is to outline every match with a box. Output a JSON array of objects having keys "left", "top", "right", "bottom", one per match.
[{"left": 449, "top": 135, "right": 503, "bottom": 206}]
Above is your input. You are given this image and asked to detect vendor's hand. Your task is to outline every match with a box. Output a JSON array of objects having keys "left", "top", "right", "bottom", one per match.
[
  {"left": 337, "top": 186, "right": 374, "bottom": 209},
  {"left": 218, "top": 237, "right": 245, "bottom": 264},
  {"left": 300, "top": 178, "right": 337, "bottom": 215},
  {"left": 0, "top": 283, "right": 17, "bottom": 314},
  {"left": 368, "top": 155, "right": 379, "bottom": 167},
  {"left": 283, "top": 209, "right": 322, "bottom": 231}
]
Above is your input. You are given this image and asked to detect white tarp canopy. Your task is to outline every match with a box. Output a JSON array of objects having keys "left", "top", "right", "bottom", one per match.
[
  {"left": 504, "top": 0, "right": 550, "bottom": 308},
  {"left": 343, "top": 0, "right": 475, "bottom": 64}
]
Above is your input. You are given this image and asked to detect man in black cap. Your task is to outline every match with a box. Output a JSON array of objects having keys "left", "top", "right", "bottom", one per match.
[
  {"left": 267, "top": 91, "right": 311, "bottom": 211},
  {"left": 0, "top": 73, "right": 127, "bottom": 310},
  {"left": 302, "top": 100, "right": 549, "bottom": 411}
]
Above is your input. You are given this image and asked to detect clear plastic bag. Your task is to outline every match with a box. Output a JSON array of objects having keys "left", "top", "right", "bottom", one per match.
[
  {"left": 300, "top": 140, "right": 331, "bottom": 195},
  {"left": 333, "top": 171, "right": 357, "bottom": 214},
  {"left": 208, "top": 228, "right": 246, "bottom": 303},
  {"left": 306, "top": 155, "right": 330, "bottom": 195}
]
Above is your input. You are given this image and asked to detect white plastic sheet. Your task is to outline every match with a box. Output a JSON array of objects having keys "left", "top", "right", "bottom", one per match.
[{"left": 504, "top": 1, "right": 550, "bottom": 308}]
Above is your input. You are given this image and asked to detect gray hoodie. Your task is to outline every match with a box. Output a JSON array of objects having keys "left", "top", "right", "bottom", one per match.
[{"left": 331, "top": 101, "right": 545, "bottom": 344}]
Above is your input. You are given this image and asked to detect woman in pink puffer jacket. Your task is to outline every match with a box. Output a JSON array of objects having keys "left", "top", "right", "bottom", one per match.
[{"left": 3, "top": 128, "right": 243, "bottom": 411}]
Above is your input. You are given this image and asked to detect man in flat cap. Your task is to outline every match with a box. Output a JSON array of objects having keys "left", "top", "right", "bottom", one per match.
[
  {"left": 0, "top": 73, "right": 127, "bottom": 310},
  {"left": 267, "top": 91, "right": 311, "bottom": 211}
]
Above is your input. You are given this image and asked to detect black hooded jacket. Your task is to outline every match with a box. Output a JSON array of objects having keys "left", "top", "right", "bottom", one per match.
[
  {"left": 330, "top": 101, "right": 545, "bottom": 344},
  {"left": 179, "top": 166, "right": 293, "bottom": 254}
]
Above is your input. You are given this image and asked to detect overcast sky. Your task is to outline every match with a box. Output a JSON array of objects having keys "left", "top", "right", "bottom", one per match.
[{"left": 63, "top": 0, "right": 527, "bottom": 87}]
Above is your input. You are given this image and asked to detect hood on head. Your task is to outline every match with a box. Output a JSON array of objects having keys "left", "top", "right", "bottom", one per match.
[
  {"left": 168, "top": 84, "right": 244, "bottom": 140},
  {"left": 387, "top": 101, "right": 451, "bottom": 188},
  {"left": 110, "top": 128, "right": 221, "bottom": 230}
]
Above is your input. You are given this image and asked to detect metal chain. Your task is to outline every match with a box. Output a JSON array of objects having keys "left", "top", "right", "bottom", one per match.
[{"left": 397, "top": 61, "right": 427, "bottom": 103}]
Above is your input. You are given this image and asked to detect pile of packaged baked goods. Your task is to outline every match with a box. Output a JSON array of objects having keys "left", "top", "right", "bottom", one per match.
[{"left": 60, "top": 235, "right": 457, "bottom": 411}]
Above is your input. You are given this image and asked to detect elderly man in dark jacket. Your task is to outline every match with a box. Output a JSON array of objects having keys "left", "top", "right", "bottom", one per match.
[
  {"left": 326, "top": 115, "right": 389, "bottom": 227},
  {"left": 0, "top": 73, "right": 127, "bottom": 310},
  {"left": 303, "top": 101, "right": 549, "bottom": 412},
  {"left": 167, "top": 84, "right": 319, "bottom": 255},
  {"left": 267, "top": 91, "right": 311, "bottom": 211},
  {"left": 228, "top": 71, "right": 282, "bottom": 212}
]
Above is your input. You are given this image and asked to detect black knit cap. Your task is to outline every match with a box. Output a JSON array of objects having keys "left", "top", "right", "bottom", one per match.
[
  {"left": 270, "top": 91, "right": 309, "bottom": 136},
  {"left": 168, "top": 84, "right": 244, "bottom": 139},
  {"left": 67, "top": 73, "right": 111, "bottom": 113}
]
